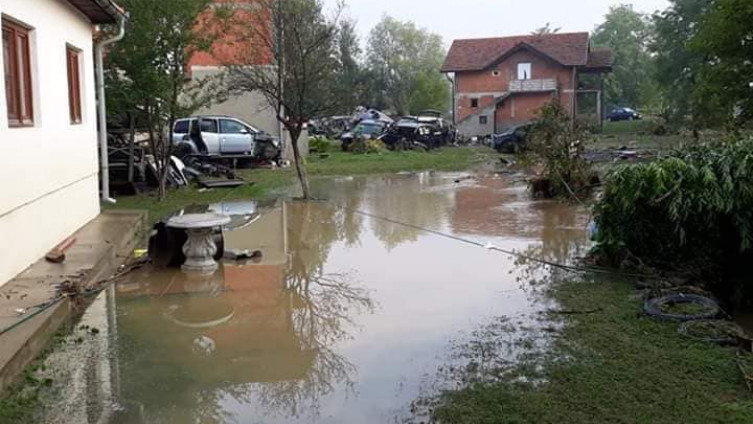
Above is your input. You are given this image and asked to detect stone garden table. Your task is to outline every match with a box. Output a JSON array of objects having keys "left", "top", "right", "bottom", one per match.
[{"left": 167, "top": 213, "right": 231, "bottom": 274}]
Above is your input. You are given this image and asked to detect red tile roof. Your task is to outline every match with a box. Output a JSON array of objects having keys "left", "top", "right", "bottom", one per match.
[
  {"left": 585, "top": 47, "right": 614, "bottom": 70},
  {"left": 442, "top": 32, "right": 592, "bottom": 72}
]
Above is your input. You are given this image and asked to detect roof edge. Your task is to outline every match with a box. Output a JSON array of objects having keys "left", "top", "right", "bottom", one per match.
[{"left": 66, "top": 0, "right": 127, "bottom": 24}]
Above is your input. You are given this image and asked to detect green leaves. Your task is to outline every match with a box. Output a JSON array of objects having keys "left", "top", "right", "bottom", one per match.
[
  {"left": 366, "top": 16, "right": 449, "bottom": 115},
  {"left": 594, "top": 137, "right": 753, "bottom": 272},
  {"left": 592, "top": 4, "right": 657, "bottom": 109}
]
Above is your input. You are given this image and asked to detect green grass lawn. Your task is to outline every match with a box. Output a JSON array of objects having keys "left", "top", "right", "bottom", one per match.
[
  {"left": 304, "top": 147, "right": 497, "bottom": 176},
  {"left": 106, "top": 147, "right": 498, "bottom": 225},
  {"left": 432, "top": 279, "right": 753, "bottom": 424}
]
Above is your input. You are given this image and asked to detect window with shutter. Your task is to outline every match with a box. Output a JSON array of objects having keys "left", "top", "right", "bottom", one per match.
[
  {"left": 2, "top": 19, "right": 34, "bottom": 127},
  {"left": 67, "top": 46, "right": 82, "bottom": 124}
]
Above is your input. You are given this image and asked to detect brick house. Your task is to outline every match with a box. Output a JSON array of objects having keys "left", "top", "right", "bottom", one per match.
[{"left": 442, "top": 32, "right": 613, "bottom": 139}]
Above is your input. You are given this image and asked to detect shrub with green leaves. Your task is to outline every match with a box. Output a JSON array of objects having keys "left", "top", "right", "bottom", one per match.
[
  {"left": 527, "top": 100, "right": 593, "bottom": 197},
  {"left": 594, "top": 137, "right": 753, "bottom": 307},
  {"left": 309, "top": 136, "right": 338, "bottom": 153},
  {"left": 348, "top": 138, "right": 387, "bottom": 155}
]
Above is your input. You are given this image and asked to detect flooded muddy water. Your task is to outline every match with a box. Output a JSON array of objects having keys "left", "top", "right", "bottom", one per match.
[{"left": 35, "top": 172, "right": 591, "bottom": 424}]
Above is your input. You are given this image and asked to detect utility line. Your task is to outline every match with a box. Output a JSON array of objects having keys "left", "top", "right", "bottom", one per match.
[{"left": 312, "top": 198, "right": 662, "bottom": 281}]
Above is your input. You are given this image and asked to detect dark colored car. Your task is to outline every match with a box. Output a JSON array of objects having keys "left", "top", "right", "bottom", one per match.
[
  {"left": 606, "top": 107, "right": 642, "bottom": 122},
  {"left": 340, "top": 119, "right": 388, "bottom": 151},
  {"left": 493, "top": 123, "right": 534, "bottom": 153}
]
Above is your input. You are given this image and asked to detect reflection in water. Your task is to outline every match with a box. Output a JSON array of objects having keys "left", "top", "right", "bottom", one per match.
[{"left": 33, "top": 172, "right": 591, "bottom": 424}]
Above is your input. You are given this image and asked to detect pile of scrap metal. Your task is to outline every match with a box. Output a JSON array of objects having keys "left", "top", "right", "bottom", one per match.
[
  {"left": 379, "top": 110, "right": 456, "bottom": 151},
  {"left": 312, "top": 106, "right": 456, "bottom": 152},
  {"left": 106, "top": 131, "right": 246, "bottom": 195},
  {"left": 310, "top": 107, "right": 395, "bottom": 140},
  {"left": 309, "top": 116, "right": 352, "bottom": 138}
]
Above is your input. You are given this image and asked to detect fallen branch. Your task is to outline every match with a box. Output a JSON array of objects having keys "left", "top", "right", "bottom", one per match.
[{"left": 736, "top": 352, "right": 753, "bottom": 392}]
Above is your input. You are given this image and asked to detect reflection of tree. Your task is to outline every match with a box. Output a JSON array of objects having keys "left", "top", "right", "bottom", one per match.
[
  {"left": 366, "top": 175, "right": 454, "bottom": 249},
  {"left": 311, "top": 178, "right": 367, "bottom": 247},
  {"left": 229, "top": 200, "right": 375, "bottom": 420}
]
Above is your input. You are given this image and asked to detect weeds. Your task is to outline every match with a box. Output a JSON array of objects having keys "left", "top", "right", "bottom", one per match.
[{"left": 527, "top": 101, "right": 593, "bottom": 198}]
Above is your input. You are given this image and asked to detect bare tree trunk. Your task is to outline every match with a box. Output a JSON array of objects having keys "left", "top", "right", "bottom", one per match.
[
  {"left": 145, "top": 101, "right": 167, "bottom": 201},
  {"left": 127, "top": 112, "right": 136, "bottom": 183},
  {"left": 289, "top": 126, "right": 310, "bottom": 199},
  {"left": 158, "top": 132, "right": 169, "bottom": 201}
]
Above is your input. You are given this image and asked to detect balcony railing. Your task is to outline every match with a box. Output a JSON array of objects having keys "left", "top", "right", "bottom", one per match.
[{"left": 509, "top": 78, "right": 557, "bottom": 93}]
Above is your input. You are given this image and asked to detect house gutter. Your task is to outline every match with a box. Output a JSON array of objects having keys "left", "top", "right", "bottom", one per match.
[
  {"left": 445, "top": 73, "right": 456, "bottom": 126},
  {"left": 95, "top": 15, "right": 126, "bottom": 204}
]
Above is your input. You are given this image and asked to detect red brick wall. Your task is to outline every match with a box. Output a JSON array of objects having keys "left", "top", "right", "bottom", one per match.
[
  {"left": 457, "top": 94, "right": 497, "bottom": 122},
  {"left": 495, "top": 92, "right": 556, "bottom": 127},
  {"left": 189, "top": 0, "right": 273, "bottom": 68},
  {"left": 455, "top": 49, "right": 578, "bottom": 131},
  {"left": 455, "top": 50, "right": 575, "bottom": 94}
]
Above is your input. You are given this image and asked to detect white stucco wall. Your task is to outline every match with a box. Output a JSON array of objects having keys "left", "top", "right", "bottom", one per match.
[{"left": 0, "top": 0, "right": 100, "bottom": 285}]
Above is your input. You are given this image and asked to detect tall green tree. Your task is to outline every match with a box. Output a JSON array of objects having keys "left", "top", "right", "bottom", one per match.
[
  {"left": 592, "top": 4, "right": 656, "bottom": 110},
  {"left": 366, "top": 16, "right": 448, "bottom": 115},
  {"left": 106, "top": 0, "right": 219, "bottom": 199},
  {"left": 334, "top": 17, "right": 365, "bottom": 113},
  {"left": 691, "top": 0, "right": 753, "bottom": 124},
  {"left": 651, "top": 0, "right": 712, "bottom": 128}
]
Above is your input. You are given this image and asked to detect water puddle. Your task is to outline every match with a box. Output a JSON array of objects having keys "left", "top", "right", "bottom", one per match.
[{"left": 33, "top": 172, "right": 590, "bottom": 423}]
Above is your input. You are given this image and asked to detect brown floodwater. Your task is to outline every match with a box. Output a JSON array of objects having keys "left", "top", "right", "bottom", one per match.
[{"left": 34, "top": 172, "right": 591, "bottom": 424}]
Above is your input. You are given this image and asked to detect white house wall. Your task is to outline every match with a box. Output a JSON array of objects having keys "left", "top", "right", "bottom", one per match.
[{"left": 0, "top": 0, "right": 100, "bottom": 285}]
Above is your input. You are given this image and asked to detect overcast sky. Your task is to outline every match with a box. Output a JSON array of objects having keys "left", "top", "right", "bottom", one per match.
[{"left": 325, "top": 0, "right": 670, "bottom": 48}]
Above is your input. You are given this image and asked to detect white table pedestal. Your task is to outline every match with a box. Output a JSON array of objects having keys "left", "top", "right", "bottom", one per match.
[{"left": 166, "top": 213, "right": 231, "bottom": 275}]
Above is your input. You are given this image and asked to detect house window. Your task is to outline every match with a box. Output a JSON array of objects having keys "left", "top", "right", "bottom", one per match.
[
  {"left": 479, "top": 115, "right": 488, "bottom": 125},
  {"left": 470, "top": 98, "right": 479, "bottom": 108},
  {"left": 66, "top": 46, "right": 82, "bottom": 124},
  {"left": 517, "top": 62, "right": 532, "bottom": 80},
  {"left": 3, "top": 19, "right": 34, "bottom": 127}
]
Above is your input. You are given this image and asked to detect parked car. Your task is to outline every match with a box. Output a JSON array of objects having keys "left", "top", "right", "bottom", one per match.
[
  {"left": 340, "top": 119, "right": 388, "bottom": 151},
  {"left": 606, "top": 107, "right": 642, "bottom": 122},
  {"left": 492, "top": 123, "right": 534, "bottom": 154},
  {"left": 172, "top": 115, "right": 281, "bottom": 162}
]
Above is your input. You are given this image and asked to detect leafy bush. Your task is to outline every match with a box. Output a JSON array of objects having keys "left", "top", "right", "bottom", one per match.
[
  {"left": 348, "top": 138, "right": 387, "bottom": 154},
  {"left": 309, "top": 136, "right": 338, "bottom": 153},
  {"left": 527, "top": 100, "right": 593, "bottom": 197},
  {"left": 594, "top": 137, "right": 753, "bottom": 308}
]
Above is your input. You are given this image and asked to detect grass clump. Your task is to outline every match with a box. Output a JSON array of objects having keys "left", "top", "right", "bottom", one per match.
[{"left": 431, "top": 279, "right": 753, "bottom": 424}]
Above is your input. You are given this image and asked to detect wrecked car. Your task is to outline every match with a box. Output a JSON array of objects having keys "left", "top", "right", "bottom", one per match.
[
  {"left": 309, "top": 115, "right": 352, "bottom": 138},
  {"left": 171, "top": 115, "right": 281, "bottom": 162},
  {"left": 379, "top": 115, "right": 453, "bottom": 150},
  {"left": 492, "top": 123, "right": 534, "bottom": 154},
  {"left": 340, "top": 119, "right": 388, "bottom": 151}
]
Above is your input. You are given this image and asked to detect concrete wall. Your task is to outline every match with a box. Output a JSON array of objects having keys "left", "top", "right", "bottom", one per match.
[
  {"left": 458, "top": 102, "right": 496, "bottom": 139},
  {"left": 0, "top": 0, "right": 100, "bottom": 286}
]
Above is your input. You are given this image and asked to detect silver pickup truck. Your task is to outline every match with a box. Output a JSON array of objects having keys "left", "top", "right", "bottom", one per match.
[{"left": 171, "top": 115, "right": 281, "bottom": 162}]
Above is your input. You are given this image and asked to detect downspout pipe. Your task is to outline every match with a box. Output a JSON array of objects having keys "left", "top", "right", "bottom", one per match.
[
  {"left": 445, "top": 73, "right": 456, "bottom": 126},
  {"left": 95, "top": 16, "right": 126, "bottom": 204}
]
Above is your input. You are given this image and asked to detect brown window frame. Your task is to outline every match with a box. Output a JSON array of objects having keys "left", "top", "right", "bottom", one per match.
[
  {"left": 2, "top": 18, "right": 34, "bottom": 127},
  {"left": 66, "top": 46, "right": 82, "bottom": 125}
]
